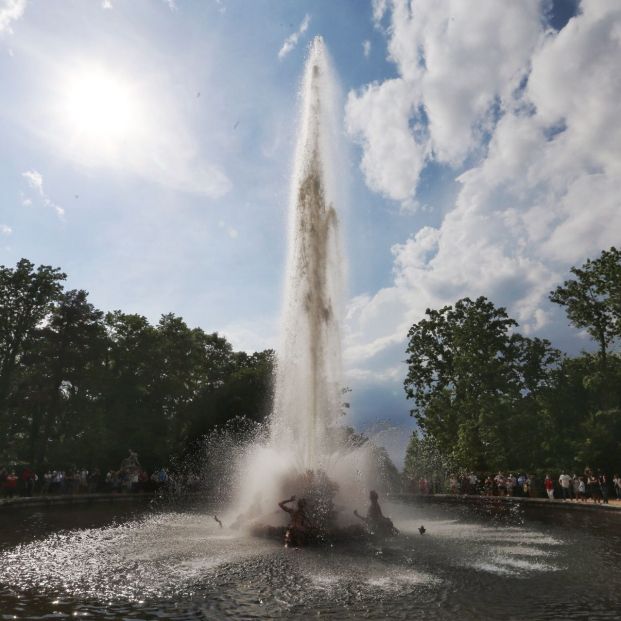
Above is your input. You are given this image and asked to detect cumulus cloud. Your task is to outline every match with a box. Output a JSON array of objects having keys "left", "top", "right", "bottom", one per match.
[
  {"left": 344, "top": 1, "right": 621, "bottom": 373},
  {"left": 0, "top": 224, "right": 12, "bottom": 235},
  {"left": 0, "top": 0, "right": 26, "bottom": 34},
  {"left": 278, "top": 14, "right": 310, "bottom": 60},
  {"left": 347, "top": 0, "right": 542, "bottom": 202},
  {"left": 362, "top": 40, "right": 371, "bottom": 58},
  {"left": 22, "top": 170, "right": 65, "bottom": 218}
]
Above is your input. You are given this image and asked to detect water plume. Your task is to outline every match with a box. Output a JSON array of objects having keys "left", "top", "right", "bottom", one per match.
[
  {"left": 231, "top": 37, "right": 386, "bottom": 527},
  {"left": 270, "top": 35, "right": 344, "bottom": 471}
]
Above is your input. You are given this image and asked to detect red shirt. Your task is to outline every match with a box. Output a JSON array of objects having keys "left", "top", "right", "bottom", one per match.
[
  {"left": 4, "top": 475, "right": 18, "bottom": 489},
  {"left": 545, "top": 478, "right": 554, "bottom": 490}
]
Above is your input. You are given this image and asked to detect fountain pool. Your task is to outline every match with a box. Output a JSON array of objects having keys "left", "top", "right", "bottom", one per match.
[{"left": 1, "top": 498, "right": 620, "bottom": 620}]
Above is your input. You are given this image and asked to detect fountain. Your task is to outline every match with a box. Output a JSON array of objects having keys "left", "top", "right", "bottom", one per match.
[
  {"left": 230, "top": 37, "right": 388, "bottom": 539},
  {"left": 271, "top": 35, "right": 344, "bottom": 472}
]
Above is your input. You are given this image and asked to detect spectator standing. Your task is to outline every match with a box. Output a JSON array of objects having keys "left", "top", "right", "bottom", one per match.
[
  {"left": 545, "top": 474, "right": 554, "bottom": 499},
  {"left": 4, "top": 471, "right": 18, "bottom": 497},
  {"left": 578, "top": 477, "right": 586, "bottom": 501},
  {"left": 42, "top": 470, "right": 52, "bottom": 495},
  {"left": 468, "top": 473, "right": 479, "bottom": 495},
  {"left": 495, "top": 472, "right": 506, "bottom": 496},
  {"left": 613, "top": 474, "right": 621, "bottom": 500},
  {"left": 88, "top": 469, "right": 101, "bottom": 493},
  {"left": 506, "top": 474, "right": 516, "bottom": 497},
  {"left": 599, "top": 474, "right": 609, "bottom": 504},
  {"left": 484, "top": 475, "right": 494, "bottom": 496},
  {"left": 449, "top": 475, "right": 458, "bottom": 494},
  {"left": 588, "top": 474, "right": 601, "bottom": 503},
  {"left": 559, "top": 472, "right": 572, "bottom": 500}
]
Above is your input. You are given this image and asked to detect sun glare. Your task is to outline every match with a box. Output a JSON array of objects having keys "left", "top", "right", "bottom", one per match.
[{"left": 62, "top": 67, "right": 139, "bottom": 149}]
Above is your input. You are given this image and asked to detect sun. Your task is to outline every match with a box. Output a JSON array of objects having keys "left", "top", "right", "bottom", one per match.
[{"left": 62, "top": 66, "right": 140, "bottom": 149}]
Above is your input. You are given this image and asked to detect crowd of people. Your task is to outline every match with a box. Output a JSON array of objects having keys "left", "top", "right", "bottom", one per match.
[
  {"left": 0, "top": 451, "right": 170, "bottom": 498},
  {"left": 411, "top": 468, "right": 621, "bottom": 504}
]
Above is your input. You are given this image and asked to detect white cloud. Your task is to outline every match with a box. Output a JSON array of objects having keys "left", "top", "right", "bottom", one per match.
[
  {"left": 347, "top": 0, "right": 542, "bottom": 202},
  {"left": 362, "top": 40, "right": 371, "bottom": 58},
  {"left": 346, "top": 78, "right": 426, "bottom": 201},
  {"left": 0, "top": 0, "right": 26, "bottom": 34},
  {"left": 22, "top": 169, "right": 65, "bottom": 218},
  {"left": 278, "top": 14, "right": 310, "bottom": 60},
  {"left": 22, "top": 169, "right": 42, "bottom": 192},
  {"left": 101, "top": 0, "right": 112, "bottom": 9},
  {"left": 344, "top": 1, "right": 621, "bottom": 374},
  {"left": 372, "top": 0, "right": 388, "bottom": 27},
  {"left": 0, "top": 224, "right": 12, "bottom": 235}
]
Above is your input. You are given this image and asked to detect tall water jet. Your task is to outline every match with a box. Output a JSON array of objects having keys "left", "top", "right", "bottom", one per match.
[
  {"left": 231, "top": 38, "right": 382, "bottom": 526},
  {"left": 270, "top": 36, "right": 344, "bottom": 471}
]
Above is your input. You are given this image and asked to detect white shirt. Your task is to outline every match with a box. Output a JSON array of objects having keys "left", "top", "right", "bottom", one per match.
[{"left": 559, "top": 474, "right": 571, "bottom": 488}]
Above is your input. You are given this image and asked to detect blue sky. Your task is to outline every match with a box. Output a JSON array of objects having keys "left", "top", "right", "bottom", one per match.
[{"left": 1, "top": 0, "right": 620, "bottom": 463}]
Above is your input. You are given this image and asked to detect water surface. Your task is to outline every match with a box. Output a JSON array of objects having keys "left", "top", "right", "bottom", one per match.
[{"left": 1, "top": 499, "right": 620, "bottom": 620}]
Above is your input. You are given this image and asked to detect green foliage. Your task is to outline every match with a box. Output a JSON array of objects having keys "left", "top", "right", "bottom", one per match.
[
  {"left": 0, "top": 258, "right": 274, "bottom": 471},
  {"left": 404, "top": 296, "right": 560, "bottom": 471},
  {"left": 404, "top": 248, "right": 621, "bottom": 476},
  {"left": 550, "top": 247, "right": 621, "bottom": 361},
  {"left": 403, "top": 431, "right": 456, "bottom": 482}
]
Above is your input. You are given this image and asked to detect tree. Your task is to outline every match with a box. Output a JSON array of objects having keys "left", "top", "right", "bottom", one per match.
[
  {"left": 550, "top": 247, "right": 621, "bottom": 364},
  {"left": 403, "top": 431, "right": 455, "bottom": 486},
  {"left": 0, "top": 260, "right": 66, "bottom": 462},
  {"left": 0, "top": 259, "right": 65, "bottom": 418},
  {"left": 20, "top": 290, "right": 106, "bottom": 466},
  {"left": 404, "top": 297, "right": 560, "bottom": 471}
]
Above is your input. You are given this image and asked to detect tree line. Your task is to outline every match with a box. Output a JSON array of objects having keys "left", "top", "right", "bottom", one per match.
[
  {"left": 404, "top": 247, "right": 621, "bottom": 477},
  {"left": 0, "top": 259, "right": 274, "bottom": 472}
]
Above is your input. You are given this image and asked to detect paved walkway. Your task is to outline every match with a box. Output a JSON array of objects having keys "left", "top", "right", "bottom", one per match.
[
  {"left": 396, "top": 492, "right": 621, "bottom": 513},
  {"left": 0, "top": 492, "right": 155, "bottom": 509}
]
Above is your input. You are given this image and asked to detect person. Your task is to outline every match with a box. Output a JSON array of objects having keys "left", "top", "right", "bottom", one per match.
[
  {"left": 559, "top": 471, "right": 572, "bottom": 500},
  {"left": 506, "top": 474, "right": 516, "bottom": 497},
  {"left": 21, "top": 466, "right": 36, "bottom": 497},
  {"left": 522, "top": 474, "right": 531, "bottom": 497},
  {"left": 449, "top": 475, "right": 458, "bottom": 494},
  {"left": 578, "top": 476, "right": 586, "bottom": 501},
  {"left": 599, "top": 474, "right": 609, "bottom": 504},
  {"left": 354, "top": 490, "right": 399, "bottom": 537},
  {"left": 4, "top": 471, "right": 18, "bottom": 497},
  {"left": 587, "top": 473, "right": 601, "bottom": 503},
  {"left": 495, "top": 472, "right": 506, "bottom": 497},
  {"left": 418, "top": 477, "right": 429, "bottom": 495},
  {"left": 572, "top": 475, "right": 581, "bottom": 501},
  {"left": 544, "top": 474, "right": 554, "bottom": 499},
  {"left": 613, "top": 474, "right": 621, "bottom": 500},
  {"left": 468, "top": 473, "right": 479, "bottom": 495},
  {"left": 279, "top": 495, "right": 314, "bottom": 547}
]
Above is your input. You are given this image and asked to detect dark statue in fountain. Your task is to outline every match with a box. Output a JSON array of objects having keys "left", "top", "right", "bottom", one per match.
[
  {"left": 354, "top": 490, "right": 400, "bottom": 537},
  {"left": 250, "top": 470, "right": 398, "bottom": 547}
]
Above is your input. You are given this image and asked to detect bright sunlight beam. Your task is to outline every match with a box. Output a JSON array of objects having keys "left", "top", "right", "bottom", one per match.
[{"left": 61, "top": 66, "right": 141, "bottom": 152}]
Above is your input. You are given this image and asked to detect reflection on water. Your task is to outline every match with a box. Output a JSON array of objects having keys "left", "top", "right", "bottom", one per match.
[{"left": 0, "top": 500, "right": 620, "bottom": 620}]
